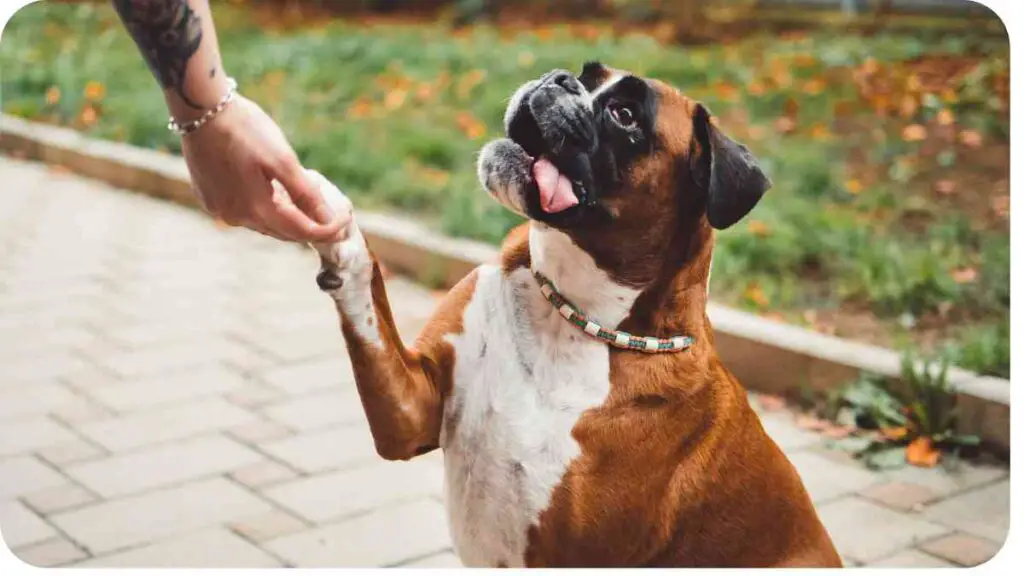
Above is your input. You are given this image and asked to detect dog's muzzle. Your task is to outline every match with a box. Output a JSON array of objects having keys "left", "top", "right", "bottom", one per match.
[{"left": 477, "top": 69, "right": 599, "bottom": 225}]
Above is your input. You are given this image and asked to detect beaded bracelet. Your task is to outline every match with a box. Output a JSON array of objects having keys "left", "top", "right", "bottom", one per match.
[{"left": 166, "top": 77, "right": 239, "bottom": 136}]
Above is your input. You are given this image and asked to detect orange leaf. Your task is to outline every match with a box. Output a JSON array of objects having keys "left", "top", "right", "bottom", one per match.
[
  {"left": 384, "top": 88, "right": 407, "bottom": 111},
  {"left": 902, "top": 124, "right": 927, "bottom": 142},
  {"left": 757, "top": 394, "right": 786, "bottom": 411},
  {"left": 744, "top": 284, "right": 769, "bottom": 308},
  {"left": 845, "top": 179, "right": 864, "bottom": 195},
  {"left": 959, "top": 130, "right": 983, "bottom": 148},
  {"left": 881, "top": 426, "right": 909, "bottom": 441},
  {"left": 45, "top": 86, "right": 60, "bottom": 105},
  {"left": 747, "top": 220, "right": 770, "bottom": 237},
  {"left": 796, "top": 414, "right": 830, "bottom": 432},
  {"left": 936, "top": 109, "right": 955, "bottom": 126},
  {"left": 951, "top": 267, "right": 978, "bottom": 284},
  {"left": 933, "top": 180, "right": 956, "bottom": 195},
  {"left": 80, "top": 105, "right": 98, "bottom": 127},
  {"left": 906, "top": 437, "right": 940, "bottom": 468},
  {"left": 774, "top": 117, "right": 796, "bottom": 134}
]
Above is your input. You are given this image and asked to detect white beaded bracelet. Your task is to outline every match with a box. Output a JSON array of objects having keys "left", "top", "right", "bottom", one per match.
[{"left": 166, "top": 77, "right": 239, "bottom": 136}]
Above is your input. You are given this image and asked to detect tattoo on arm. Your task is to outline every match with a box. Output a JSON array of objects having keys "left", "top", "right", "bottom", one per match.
[{"left": 112, "top": 0, "right": 204, "bottom": 108}]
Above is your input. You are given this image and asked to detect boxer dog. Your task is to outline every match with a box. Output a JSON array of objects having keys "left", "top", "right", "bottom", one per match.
[{"left": 309, "top": 62, "right": 842, "bottom": 568}]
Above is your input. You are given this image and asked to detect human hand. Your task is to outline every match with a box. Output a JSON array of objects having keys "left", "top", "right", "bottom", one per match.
[{"left": 180, "top": 95, "right": 349, "bottom": 243}]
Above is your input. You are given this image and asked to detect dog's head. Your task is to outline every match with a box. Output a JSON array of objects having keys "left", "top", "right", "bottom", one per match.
[{"left": 478, "top": 62, "right": 771, "bottom": 286}]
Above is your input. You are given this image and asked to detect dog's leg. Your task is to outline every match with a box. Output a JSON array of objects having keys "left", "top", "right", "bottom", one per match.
[{"left": 306, "top": 172, "right": 471, "bottom": 461}]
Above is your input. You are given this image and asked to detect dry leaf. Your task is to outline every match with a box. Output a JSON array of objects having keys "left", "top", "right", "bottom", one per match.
[
  {"left": 959, "top": 129, "right": 983, "bottom": 148},
  {"left": 936, "top": 108, "right": 955, "bottom": 126},
  {"left": 744, "top": 284, "right": 769, "bottom": 308},
  {"left": 774, "top": 117, "right": 796, "bottom": 134},
  {"left": 80, "top": 105, "right": 98, "bottom": 127},
  {"left": 881, "top": 426, "right": 909, "bottom": 441},
  {"left": 933, "top": 180, "right": 956, "bottom": 195},
  {"left": 796, "top": 414, "right": 830, "bottom": 432},
  {"left": 384, "top": 88, "right": 407, "bottom": 111},
  {"left": 902, "top": 124, "right": 927, "bottom": 142},
  {"left": 757, "top": 394, "right": 786, "bottom": 411},
  {"left": 747, "top": 220, "right": 770, "bottom": 237},
  {"left": 906, "top": 437, "right": 940, "bottom": 468},
  {"left": 951, "top": 267, "right": 978, "bottom": 284},
  {"left": 45, "top": 85, "right": 60, "bottom": 105},
  {"left": 845, "top": 179, "right": 864, "bottom": 194}
]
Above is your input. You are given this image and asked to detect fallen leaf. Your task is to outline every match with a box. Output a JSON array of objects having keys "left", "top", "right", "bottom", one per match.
[
  {"left": 845, "top": 179, "right": 864, "bottom": 195},
  {"left": 384, "top": 88, "right": 407, "bottom": 111},
  {"left": 899, "top": 94, "right": 918, "bottom": 118},
  {"left": 809, "top": 123, "right": 831, "bottom": 140},
  {"left": 936, "top": 108, "right": 955, "bottom": 126},
  {"left": 774, "top": 117, "right": 796, "bottom": 134},
  {"left": 80, "top": 105, "right": 98, "bottom": 127},
  {"left": 881, "top": 426, "right": 909, "bottom": 441},
  {"left": 934, "top": 180, "right": 956, "bottom": 195},
  {"left": 906, "top": 437, "right": 940, "bottom": 468},
  {"left": 902, "top": 124, "right": 927, "bottom": 142},
  {"left": 991, "top": 195, "right": 1009, "bottom": 219},
  {"left": 45, "top": 85, "right": 60, "bottom": 105},
  {"left": 747, "top": 220, "right": 770, "bottom": 237},
  {"left": 796, "top": 414, "right": 830, "bottom": 431},
  {"left": 959, "top": 129, "right": 983, "bottom": 148},
  {"left": 951, "top": 267, "right": 978, "bottom": 284},
  {"left": 757, "top": 394, "right": 786, "bottom": 411},
  {"left": 744, "top": 284, "right": 769, "bottom": 308}
]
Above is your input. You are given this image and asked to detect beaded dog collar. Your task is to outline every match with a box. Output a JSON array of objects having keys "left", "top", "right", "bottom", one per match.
[{"left": 533, "top": 271, "right": 694, "bottom": 354}]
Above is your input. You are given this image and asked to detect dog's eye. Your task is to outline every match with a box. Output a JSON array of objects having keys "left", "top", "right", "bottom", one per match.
[{"left": 609, "top": 103, "right": 637, "bottom": 129}]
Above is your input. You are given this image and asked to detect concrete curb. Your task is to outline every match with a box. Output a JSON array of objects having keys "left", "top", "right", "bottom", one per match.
[{"left": 1, "top": 114, "right": 1009, "bottom": 451}]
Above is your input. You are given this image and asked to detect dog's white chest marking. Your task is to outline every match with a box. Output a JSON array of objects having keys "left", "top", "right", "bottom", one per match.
[{"left": 440, "top": 225, "right": 640, "bottom": 567}]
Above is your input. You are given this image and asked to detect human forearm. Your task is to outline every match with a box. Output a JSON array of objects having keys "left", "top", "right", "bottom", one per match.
[{"left": 111, "top": 0, "right": 230, "bottom": 121}]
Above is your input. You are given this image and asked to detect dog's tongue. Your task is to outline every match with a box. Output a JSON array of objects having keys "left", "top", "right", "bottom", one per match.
[{"left": 533, "top": 158, "right": 579, "bottom": 213}]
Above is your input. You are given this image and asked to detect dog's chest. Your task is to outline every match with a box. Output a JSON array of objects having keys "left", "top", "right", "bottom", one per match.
[{"left": 439, "top": 265, "right": 612, "bottom": 567}]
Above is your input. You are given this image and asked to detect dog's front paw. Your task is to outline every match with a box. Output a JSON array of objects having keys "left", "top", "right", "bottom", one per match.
[{"left": 300, "top": 170, "right": 370, "bottom": 294}]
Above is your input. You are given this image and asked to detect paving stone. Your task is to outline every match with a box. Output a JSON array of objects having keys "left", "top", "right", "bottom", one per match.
[
  {"left": 229, "top": 509, "right": 308, "bottom": 542},
  {"left": 0, "top": 354, "right": 93, "bottom": 385},
  {"left": 49, "top": 478, "right": 276, "bottom": 554},
  {"left": 258, "top": 424, "right": 377, "bottom": 474},
  {"left": 49, "top": 395, "right": 115, "bottom": 424},
  {"left": 224, "top": 383, "right": 287, "bottom": 408},
  {"left": 787, "top": 451, "right": 880, "bottom": 504},
  {"left": 264, "top": 459, "right": 443, "bottom": 523},
  {"left": 84, "top": 365, "right": 248, "bottom": 411},
  {"left": 22, "top": 484, "right": 97, "bottom": 515},
  {"left": 226, "top": 419, "right": 293, "bottom": 445},
  {"left": 919, "top": 532, "right": 1002, "bottom": 567},
  {"left": 257, "top": 357, "right": 354, "bottom": 396},
  {"left": 817, "top": 497, "right": 951, "bottom": 564},
  {"left": 75, "top": 398, "right": 255, "bottom": 452},
  {"left": 865, "top": 549, "right": 956, "bottom": 568},
  {"left": 883, "top": 460, "right": 1008, "bottom": 499},
  {"left": 93, "top": 339, "right": 254, "bottom": 378},
  {"left": 403, "top": 551, "right": 463, "bottom": 568},
  {"left": 0, "top": 417, "right": 78, "bottom": 457},
  {"left": 0, "top": 500, "right": 58, "bottom": 549},
  {"left": 63, "top": 435, "right": 263, "bottom": 497},
  {"left": 36, "top": 439, "right": 105, "bottom": 466},
  {"left": 921, "top": 481, "right": 1010, "bottom": 543},
  {"left": 860, "top": 481, "right": 938, "bottom": 512},
  {"left": 73, "top": 528, "right": 280, "bottom": 568},
  {"left": 0, "top": 384, "right": 82, "bottom": 421},
  {"left": 12, "top": 536, "right": 88, "bottom": 567},
  {"left": 238, "top": 326, "right": 346, "bottom": 363},
  {"left": 261, "top": 390, "right": 366, "bottom": 432},
  {"left": 229, "top": 461, "right": 299, "bottom": 489},
  {"left": 757, "top": 413, "right": 821, "bottom": 451},
  {"left": 265, "top": 499, "right": 451, "bottom": 567},
  {"left": 0, "top": 456, "right": 66, "bottom": 499}
]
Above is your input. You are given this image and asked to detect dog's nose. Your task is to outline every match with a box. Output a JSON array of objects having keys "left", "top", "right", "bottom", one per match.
[{"left": 551, "top": 71, "right": 583, "bottom": 96}]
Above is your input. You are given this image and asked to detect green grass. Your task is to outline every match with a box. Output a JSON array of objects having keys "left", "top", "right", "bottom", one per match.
[{"left": 0, "top": 2, "right": 1009, "bottom": 378}]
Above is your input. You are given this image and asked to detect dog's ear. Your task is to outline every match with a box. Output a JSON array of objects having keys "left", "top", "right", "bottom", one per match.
[{"left": 690, "top": 104, "right": 771, "bottom": 230}]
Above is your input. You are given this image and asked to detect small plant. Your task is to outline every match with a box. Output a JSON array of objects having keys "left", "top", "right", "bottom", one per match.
[{"left": 827, "top": 351, "right": 979, "bottom": 470}]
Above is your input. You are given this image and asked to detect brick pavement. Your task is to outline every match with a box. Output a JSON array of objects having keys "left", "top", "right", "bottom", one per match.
[{"left": 0, "top": 157, "right": 1010, "bottom": 567}]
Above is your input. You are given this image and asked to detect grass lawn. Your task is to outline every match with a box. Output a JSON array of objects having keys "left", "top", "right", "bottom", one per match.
[{"left": 0, "top": 2, "right": 1009, "bottom": 377}]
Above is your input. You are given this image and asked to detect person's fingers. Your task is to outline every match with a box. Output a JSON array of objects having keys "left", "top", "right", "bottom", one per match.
[{"left": 268, "top": 160, "right": 346, "bottom": 242}]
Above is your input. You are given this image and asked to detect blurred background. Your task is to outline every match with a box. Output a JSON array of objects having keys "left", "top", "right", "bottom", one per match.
[{"left": 1, "top": 0, "right": 1009, "bottom": 378}]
